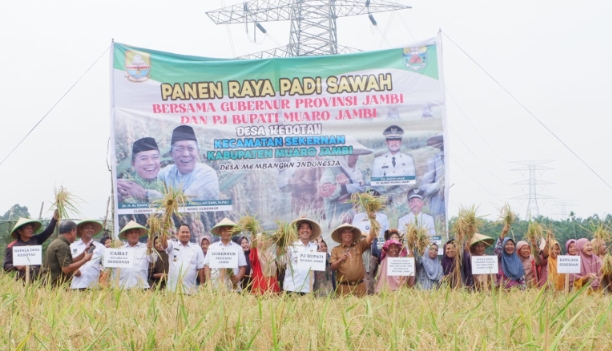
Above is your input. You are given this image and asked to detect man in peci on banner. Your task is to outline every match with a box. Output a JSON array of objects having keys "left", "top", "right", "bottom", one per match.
[
  {"left": 398, "top": 188, "right": 436, "bottom": 236},
  {"left": 117, "top": 137, "right": 165, "bottom": 203},
  {"left": 371, "top": 125, "right": 416, "bottom": 180}
]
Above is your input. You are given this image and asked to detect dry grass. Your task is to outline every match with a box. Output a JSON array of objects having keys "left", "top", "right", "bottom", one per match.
[
  {"left": 405, "top": 223, "right": 430, "bottom": 256},
  {"left": 351, "top": 192, "right": 386, "bottom": 236},
  {"left": 500, "top": 203, "right": 516, "bottom": 228},
  {"left": 50, "top": 186, "right": 80, "bottom": 220},
  {"left": 232, "top": 215, "right": 262, "bottom": 237},
  {"left": 453, "top": 205, "right": 481, "bottom": 245},
  {"left": 1, "top": 273, "right": 611, "bottom": 350},
  {"left": 602, "top": 254, "right": 612, "bottom": 277},
  {"left": 150, "top": 185, "right": 188, "bottom": 243},
  {"left": 526, "top": 222, "right": 544, "bottom": 244}
]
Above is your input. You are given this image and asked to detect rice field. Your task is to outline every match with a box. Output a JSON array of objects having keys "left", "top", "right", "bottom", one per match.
[{"left": 1, "top": 273, "right": 610, "bottom": 351}]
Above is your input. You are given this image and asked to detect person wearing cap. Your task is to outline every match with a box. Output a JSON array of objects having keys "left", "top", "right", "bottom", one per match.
[
  {"left": 330, "top": 221, "right": 377, "bottom": 297},
  {"left": 203, "top": 218, "right": 247, "bottom": 290},
  {"left": 157, "top": 125, "right": 220, "bottom": 201},
  {"left": 419, "top": 134, "right": 445, "bottom": 217},
  {"left": 398, "top": 188, "right": 436, "bottom": 236},
  {"left": 318, "top": 136, "right": 372, "bottom": 225},
  {"left": 159, "top": 224, "right": 206, "bottom": 294},
  {"left": 42, "top": 220, "right": 94, "bottom": 287},
  {"left": 371, "top": 125, "right": 416, "bottom": 180},
  {"left": 4, "top": 210, "right": 59, "bottom": 281},
  {"left": 69, "top": 219, "right": 106, "bottom": 290},
  {"left": 112, "top": 220, "right": 156, "bottom": 289},
  {"left": 283, "top": 218, "right": 322, "bottom": 295},
  {"left": 116, "top": 137, "right": 164, "bottom": 203}
]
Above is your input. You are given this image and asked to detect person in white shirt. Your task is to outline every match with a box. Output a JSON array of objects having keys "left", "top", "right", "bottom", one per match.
[
  {"left": 70, "top": 219, "right": 105, "bottom": 289},
  {"left": 160, "top": 224, "right": 205, "bottom": 294},
  {"left": 203, "top": 218, "right": 247, "bottom": 291},
  {"left": 398, "top": 188, "right": 436, "bottom": 236},
  {"left": 283, "top": 218, "right": 321, "bottom": 295},
  {"left": 112, "top": 221, "right": 156, "bottom": 289}
]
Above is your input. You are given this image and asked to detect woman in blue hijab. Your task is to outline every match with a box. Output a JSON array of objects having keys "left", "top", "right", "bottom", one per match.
[{"left": 494, "top": 225, "right": 526, "bottom": 290}]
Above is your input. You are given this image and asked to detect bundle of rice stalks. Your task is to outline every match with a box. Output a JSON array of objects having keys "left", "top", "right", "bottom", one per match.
[
  {"left": 270, "top": 221, "right": 297, "bottom": 256},
  {"left": 405, "top": 223, "right": 430, "bottom": 256},
  {"left": 50, "top": 186, "right": 80, "bottom": 220},
  {"left": 526, "top": 222, "right": 543, "bottom": 244},
  {"left": 351, "top": 192, "right": 386, "bottom": 235},
  {"left": 232, "top": 214, "right": 262, "bottom": 237},
  {"left": 500, "top": 203, "right": 516, "bottom": 228},
  {"left": 151, "top": 185, "right": 188, "bottom": 242},
  {"left": 545, "top": 226, "right": 556, "bottom": 249},
  {"left": 146, "top": 215, "right": 163, "bottom": 253},
  {"left": 602, "top": 254, "right": 612, "bottom": 277},
  {"left": 454, "top": 205, "right": 481, "bottom": 244},
  {"left": 592, "top": 224, "right": 612, "bottom": 254}
]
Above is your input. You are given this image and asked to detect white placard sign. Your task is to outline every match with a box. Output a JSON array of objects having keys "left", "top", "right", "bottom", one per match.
[
  {"left": 103, "top": 249, "right": 135, "bottom": 268},
  {"left": 297, "top": 252, "right": 326, "bottom": 271},
  {"left": 208, "top": 247, "right": 239, "bottom": 269},
  {"left": 387, "top": 257, "right": 415, "bottom": 276},
  {"left": 471, "top": 255, "right": 499, "bottom": 275},
  {"left": 12, "top": 245, "right": 42, "bottom": 266},
  {"left": 557, "top": 255, "right": 581, "bottom": 274}
]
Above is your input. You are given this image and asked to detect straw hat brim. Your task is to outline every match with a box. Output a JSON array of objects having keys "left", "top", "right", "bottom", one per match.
[
  {"left": 211, "top": 218, "right": 238, "bottom": 236},
  {"left": 119, "top": 221, "right": 148, "bottom": 239},
  {"left": 331, "top": 224, "right": 362, "bottom": 244},
  {"left": 291, "top": 218, "right": 321, "bottom": 241},
  {"left": 470, "top": 233, "right": 494, "bottom": 247},
  {"left": 77, "top": 220, "right": 103, "bottom": 237},
  {"left": 11, "top": 218, "right": 42, "bottom": 239}
]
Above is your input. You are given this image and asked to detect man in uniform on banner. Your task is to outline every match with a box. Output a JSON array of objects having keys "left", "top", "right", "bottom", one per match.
[
  {"left": 398, "top": 188, "right": 436, "bottom": 236},
  {"left": 371, "top": 125, "right": 416, "bottom": 179},
  {"left": 203, "top": 218, "right": 247, "bottom": 290},
  {"left": 116, "top": 137, "right": 165, "bottom": 203},
  {"left": 283, "top": 218, "right": 321, "bottom": 295},
  {"left": 113, "top": 221, "right": 156, "bottom": 289},
  {"left": 420, "top": 134, "right": 445, "bottom": 217},
  {"left": 158, "top": 125, "right": 220, "bottom": 200},
  {"left": 160, "top": 224, "right": 205, "bottom": 294},
  {"left": 70, "top": 219, "right": 105, "bottom": 290}
]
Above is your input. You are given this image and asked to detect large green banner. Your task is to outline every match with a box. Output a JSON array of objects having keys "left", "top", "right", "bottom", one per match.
[{"left": 110, "top": 37, "right": 447, "bottom": 243}]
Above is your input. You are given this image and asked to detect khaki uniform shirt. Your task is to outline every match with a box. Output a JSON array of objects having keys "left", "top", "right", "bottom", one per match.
[
  {"left": 43, "top": 236, "right": 73, "bottom": 286},
  {"left": 331, "top": 239, "right": 370, "bottom": 283}
]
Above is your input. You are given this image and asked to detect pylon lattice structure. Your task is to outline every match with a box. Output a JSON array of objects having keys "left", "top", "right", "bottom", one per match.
[
  {"left": 511, "top": 160, "right": 554, "bottom": 219},
  {"left": 206, "top": 0, "right": 412, "bottom": 59}
]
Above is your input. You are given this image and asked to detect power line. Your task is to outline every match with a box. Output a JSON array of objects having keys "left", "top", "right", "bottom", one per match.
[
  {"left": 441, "top": 31, "right": 612, "bottom": 192},
  {"left": 0, "top": 45, "right": 110, "bottom": 169}
]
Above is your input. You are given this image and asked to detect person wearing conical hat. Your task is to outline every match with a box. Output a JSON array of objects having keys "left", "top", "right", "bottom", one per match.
[
  {"left": 203, "top": 218, "right": 247, "bottom": 291},
  {"left": 158, "top": 223, "right": 206, "bottom": 294},
  {"left": 318, "top": 136, "right": 372, "bottom": 225},
  {"left": 3, "top": 210, "right": 59, "bottom": 282},
  {"left": 330, "top": 219, "right": 377, "bottom": 297},
  {"left": 462, "top": 233, "right": 495, "bottom": 291},
  {"left": 282, "top": 218, "right": 322, "bottom": 295},
  {"left": 69, "top": 220, "right": 105, "bottom": 290},
  {"left": 371, "top": 125, "right": 416, "bottom": 182},
  {"left": 112, "top": 220, "right": 156, "bottom": 289},
  {"left": 420, "top": 134, "right": 445, "bottom": 217},
  {"left": 398, "top": 188, "right": 436, "bottom": 236}
]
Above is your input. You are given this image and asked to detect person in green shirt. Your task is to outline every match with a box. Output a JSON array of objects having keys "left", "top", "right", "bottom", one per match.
[
  {"left": 43, "top": 221, "right": 93, "bottom": 287},
  {"left": 117, "top": 137, "right": 164, "bottom": 203}
]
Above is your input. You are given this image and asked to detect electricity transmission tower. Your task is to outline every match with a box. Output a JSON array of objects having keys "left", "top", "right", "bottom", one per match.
[
  {"left": 511, "top": 160, "right": 554, "bottom": 219},
  {"left": 206, "top": 0, "right": 412, "bottom": 59}
]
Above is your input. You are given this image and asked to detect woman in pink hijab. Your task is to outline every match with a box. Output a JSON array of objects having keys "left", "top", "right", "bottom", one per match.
[
  {"left": 573, "top": 238, "right": 603, "bottom": 291},
  {"left": 515, "top": 240, "right": 546, "bottom": 288}
]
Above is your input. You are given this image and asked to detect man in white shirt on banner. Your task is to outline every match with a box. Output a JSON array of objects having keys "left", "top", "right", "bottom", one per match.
[
  {"left": 398, "top": 188, "right": 436, "bottom": 236},
  {"left": 113, "top": 221, "right": 156, "bottom": 289},
  {"left": 160, "top": 224, "right": 205, "bottom": 294},
  {"left": 203, "top": 218, "right": 247, "bottom": 291},
  {"left": 283, "top": 218, "right": 321, "bottom": 295},
  {"left": 371, "top": 125, "right": 416, "bottom": 179},
  {"left": 70, "top": 219, "right": 105, "bottom": 290}
]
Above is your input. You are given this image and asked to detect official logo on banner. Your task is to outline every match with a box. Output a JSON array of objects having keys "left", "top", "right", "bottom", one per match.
[
  {"left": 403, "top": 46, "right": 427, "bottom": 71},
  {"left": 125, "top": 50, "right": 151, "bottom": 82}
]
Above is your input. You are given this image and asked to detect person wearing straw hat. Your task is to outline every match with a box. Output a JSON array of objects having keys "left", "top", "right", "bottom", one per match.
[
  {"left": 283, "top": 218, "right": 321, "bottom": 295},
  {"left": 4, "top": 210, "right": 59, "bottom": 281},
  {"left": 420, "top": 134, "right": 445, "bottom": 217},
  {"left": 371, "top": 125, "right": 416, "bottom": 180},
  {"left": 318, "top": 137, "right": 372, "bottom": 225},
  {"left": 159, "top": 223, "right": 206, "bottom": 294},
  {"left": 203, "top": 218, "right": 247, "bottom": 291},
  {"left": 112, "top": 220, "right": 156, "bottom": 289},
  {"left": 462, "top": 233, "right": 495, "bottom": 291},
  {"left": 42, "top": 220, "right": 94, "bottom": 287},
  {"left": 116, "top": 137, "right": 164, "bottom": 203},
  {"left": 330, "top": 221, "right": 377, "bottom": 297},
  {"left": 398, "top": 188, "right": 436, "bottom": 236},
  {"left": 69, "top": 219, "right": 105, "bottom": 290}
]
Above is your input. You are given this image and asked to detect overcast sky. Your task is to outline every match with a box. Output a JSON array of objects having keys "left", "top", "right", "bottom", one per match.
[{"left": 0, "top": 0, "right": 610, "bottom": 223}]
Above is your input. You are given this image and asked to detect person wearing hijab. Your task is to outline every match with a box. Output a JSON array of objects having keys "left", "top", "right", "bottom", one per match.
[
  {"left": 313, "top": 239, "right": 335, "bottom": 297},
  {"left": 150, "top": 236, "right": 169, "bottom": 290},
  {"left": 515, "top": 238, "right": 546, "bottom": 288},
  {"left": 565, "top": 239, "right": 578, "bottom": 287},
  {"left": 573, "top": 238, "right": 603, "bottom": 291},
  {"left": 415, "top": 244, "right": 442, "bottom": 290},
  {"left": 441, "top": 240, "right": 462, "bottom": 288},
  {"left": 248, "top": 233, "right": 280, "bottom": 295},
  {"left": 240, "top": 236, "right": 252, "bottom": 291},
  {"left": 546, "top": 239, "right": 564, "bottom": 291},
  {"left": 375, "top": 240, "right": 407, "bottom": 293},
  {"left": 495, "top": 225, "right": 526, "bottom": 290}
]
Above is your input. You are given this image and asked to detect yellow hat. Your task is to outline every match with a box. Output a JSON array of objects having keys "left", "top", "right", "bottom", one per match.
[
  {"left": 331, "top": 223, "right": 362, "bottom": 244},
  {"left": 211, "top": 217, "right": 237, "bottom": 236},
  {"left": 10, "top": 218, "right": 42, "bottom": 239},
  {"left": 469, "top": 233, "right": 494, "bottom": 247},
  {"left": 291, "top": 218, "right": 322, "bottom": 242},
  {"left": 119, "top": 220, "right": 147, "bottom": 239},
  {"left": 77, "top": 219, "right": 103, "bottom": 237}
]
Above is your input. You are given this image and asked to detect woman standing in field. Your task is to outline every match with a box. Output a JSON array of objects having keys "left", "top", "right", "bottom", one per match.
[
  {"left": 375, "top": 240, "right": 406, "bottom": 293},
  {"left": 565, "top": 239, "right": 578, "bottom": 288},
  {"left": 313, "top": 239, "right": 335, "bottom": 297},
  {"left": 248, "top": 233, "right": 280, "bottom": 295},
  {"left": 241, "top": 236, "right": 252, "bottom": 291},
  {"left": 464, "top": 234, "right": 495, "bottom": 291},
  {"left": 415, "top": 243, "right": 442, "bottom": 290},
  {"left": 495, "top": 225, "right": 526, "bottom": 290},
  {"left": 572, "top": 238, "right": 603, "bottom": 291},
  {"left": 441, "top": 240, "right": 461, "bottom": 288},
  {"left": 515, "top": 239, "right": 547, "bottom": 288},
  {"left": 546, "top": 239, "right": 564, "bottom": 291}
]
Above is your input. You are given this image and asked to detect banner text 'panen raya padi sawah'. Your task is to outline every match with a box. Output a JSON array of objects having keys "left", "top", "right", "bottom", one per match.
[{"left": 110, "top": 37, "right": 448, "bottom": 243}]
